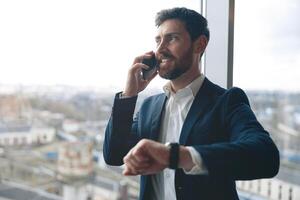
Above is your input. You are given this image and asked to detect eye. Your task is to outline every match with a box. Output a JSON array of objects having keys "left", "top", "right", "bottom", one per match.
[
  {"left": 169, "top": 35, "right": 178, "bottom": 42},
  {"left": 155, "top": 38, "right": 161, "bottom": 46},
  {"left": 165, "top": 35, "right": 178, "bottom": 44}
]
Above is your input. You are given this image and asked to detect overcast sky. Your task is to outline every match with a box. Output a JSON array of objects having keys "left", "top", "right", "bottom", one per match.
[
  {"left": 0, "top": 0, "right": 299, "bottom": 91},
  {"left": 234, "top": 0, "right": 300, "bottom": 91}
]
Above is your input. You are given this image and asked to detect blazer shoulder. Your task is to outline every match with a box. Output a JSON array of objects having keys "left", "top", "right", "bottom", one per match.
[
  {"left": 224, "top": 87, "right": 250, "bottom": 106},
  {"left": 200, "top": 79, "right": 250, "bottom": 106}
]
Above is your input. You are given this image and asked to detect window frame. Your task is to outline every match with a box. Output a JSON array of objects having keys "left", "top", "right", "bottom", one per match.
[{"left": 201, "top": 0, "right": 234, "bottom": 89}]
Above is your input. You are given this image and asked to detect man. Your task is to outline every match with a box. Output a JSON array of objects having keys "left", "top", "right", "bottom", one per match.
[{"left": 103, "top": 7, "right": 279, "bottom": 200}]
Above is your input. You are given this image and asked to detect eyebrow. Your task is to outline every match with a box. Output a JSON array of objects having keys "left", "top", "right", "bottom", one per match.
[{"left": 155, "top": 32, "right": 181, "bottom": 40}]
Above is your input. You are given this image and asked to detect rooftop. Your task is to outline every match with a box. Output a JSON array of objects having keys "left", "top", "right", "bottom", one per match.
[{"left": 0, "top": 181, "right": 62, "bottom": 200}]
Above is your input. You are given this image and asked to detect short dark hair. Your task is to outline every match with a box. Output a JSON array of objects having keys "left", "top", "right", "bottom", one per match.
[{"left": 155, "top": 7, "right": 210, "bottom": 41}]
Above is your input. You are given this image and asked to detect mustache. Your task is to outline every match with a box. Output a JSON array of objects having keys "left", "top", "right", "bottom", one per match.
[{"left": 157, "top": 52, "right": 174, "bottom": 60}]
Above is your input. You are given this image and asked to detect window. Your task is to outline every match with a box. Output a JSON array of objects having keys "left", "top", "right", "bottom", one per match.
[
  {"left": 233, "top": 1, "right": 300, "bottom": 199},
  {"left": 0, "top": 0, "right": 201, "bottom": 199}
]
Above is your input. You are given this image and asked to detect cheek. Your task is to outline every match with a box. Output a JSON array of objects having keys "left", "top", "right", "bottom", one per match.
[
  {"left": 179, "top": 48, "right": 194, "bottom": 66},
  {"left": 175, "top": 50, "right": 190, "bottom": 62},
  {"left": 171, "top": 43, "right": 191, "bottom": 58},
  {"left": 170, "top": 47, "right": 185, "bottom": 59}
]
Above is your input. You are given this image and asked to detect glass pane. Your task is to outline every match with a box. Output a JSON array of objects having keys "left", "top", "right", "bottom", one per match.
[
  {"left": 0, "top": 0, "right": 201, "bottom": 199},
  {"left": 234, "top": 0, "right": 300, "bottom": 199}
]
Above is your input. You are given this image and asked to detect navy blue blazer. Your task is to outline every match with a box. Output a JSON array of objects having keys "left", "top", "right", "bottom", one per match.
[{"left": 103, "top": 78, "right": 279, "bottom": 200}]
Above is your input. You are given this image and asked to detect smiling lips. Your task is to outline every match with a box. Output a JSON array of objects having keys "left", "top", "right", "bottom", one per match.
[
  {"left": 157, "top": 54, "right": 173, "bottom": 68},
  {"left": 157, "top": 58, "right": 171, "bottom": 69},
  {"left": 161, "top": 58, "right": 171, "bottom": 63}
]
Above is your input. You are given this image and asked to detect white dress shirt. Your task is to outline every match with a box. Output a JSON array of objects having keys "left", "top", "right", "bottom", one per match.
[{"left": 151, "top": 74, "right": 208, "bottom": 200}]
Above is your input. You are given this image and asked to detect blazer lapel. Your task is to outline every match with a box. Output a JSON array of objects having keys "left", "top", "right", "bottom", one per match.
[
  {"left": 150, "top": 94, "right": 167, "bottom": 141},
  {"left": 179, "top": 78, "right": 213, "bottom": 145}
]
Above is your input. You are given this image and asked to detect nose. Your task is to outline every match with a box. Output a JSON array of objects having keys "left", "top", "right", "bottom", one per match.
[{"left": 156, "top": 39, "right": 167, "bottom": 54}]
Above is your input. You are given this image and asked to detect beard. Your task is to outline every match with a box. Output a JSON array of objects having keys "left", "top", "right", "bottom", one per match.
[
  {"left": 158, "top": 46, "right": 194, "bottom": 80},
  {"left": 160, "top": 66, "right": 186, "bottom": 80}
]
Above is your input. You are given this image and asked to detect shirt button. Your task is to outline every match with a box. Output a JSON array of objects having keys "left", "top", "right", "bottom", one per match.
[{"left": 165, "top": 172, "right": 170, "bottom": 178}]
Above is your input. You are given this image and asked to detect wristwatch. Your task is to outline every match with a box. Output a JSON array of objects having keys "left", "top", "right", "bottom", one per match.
[{"left": 165, "top": 142, "right": 180, "bottom": 169}]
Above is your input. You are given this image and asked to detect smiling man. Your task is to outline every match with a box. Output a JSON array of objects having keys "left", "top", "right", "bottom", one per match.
[{"left": 103, "top": 7, "right": 279, "bottom": 200}]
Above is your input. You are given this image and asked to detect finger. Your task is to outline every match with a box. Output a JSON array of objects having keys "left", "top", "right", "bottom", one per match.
[
  {"left": 123, "top": 166, "right": 134, "bottom": 176},
  {"left": 145, "top": 50, "right": 154, "bottom": 55},
  {"left": 123, "top": 149, "right": 142, "bottom": 168},
  {"left": 144, "top": 70, "right": 158, "bottom": 82},
  {"left": 133, "top": 51, "right": 155, "bottom": 64},
  {"left": 124, "top": 152, "right": 150, "bottom": 170},
  {"left": 134, "top": 153, "right": 150, "bottom": 163},
  {"left": 124, "top": 156, "right": 140, "bottom": 169},
  {"left": 140, "top": 64, "right": 150, "bottom": 70},
  {"left": 123, "top": 166, "right": 151, "bottom": 176},
  {"left": 130, "top": 63, "right": 148, "bottom": 74},
  {"left": 144, "top": 51, "right": 155, "bottom": 57},
  {"left": 124, "top": 151, "right": 152, "bottom": 175},
  {"left": 123, "top": 165, "right": 139, "bottom": 176},
  {"left": 131, "top": 148, "right": 150, "bottom": 162}
]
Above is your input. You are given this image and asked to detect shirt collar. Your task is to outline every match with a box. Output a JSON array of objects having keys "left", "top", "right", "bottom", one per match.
[{"left": 163, "top": 74, "right": 205, "bottom": 98}]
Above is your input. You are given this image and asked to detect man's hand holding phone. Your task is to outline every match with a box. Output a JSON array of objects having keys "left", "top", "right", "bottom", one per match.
[
  {"left": 141, "top": 55, "right": 158, "bottom": 80},
  {"left": 123, "top": 51, "right": 158, "bottom": 97}
]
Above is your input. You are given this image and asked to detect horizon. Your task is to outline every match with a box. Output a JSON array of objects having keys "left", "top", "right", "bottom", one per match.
[{"left": 1, "top": 81, "right": 300, "bottom": 95}]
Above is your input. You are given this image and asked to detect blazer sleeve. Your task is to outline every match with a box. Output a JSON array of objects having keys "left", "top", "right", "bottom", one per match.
[
  {"left": 103, "top": 92, "right": 141, "bottom": 166},
  {"left": 194, "top": 88, "right": 280, "bottom": 180}
]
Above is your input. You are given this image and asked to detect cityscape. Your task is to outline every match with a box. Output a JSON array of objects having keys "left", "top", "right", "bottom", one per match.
[
  {"left": 1, "top": 0, "right": 299, "bottom": 199},
  {"left": 0, "top": 84, "right": 299, "bottom": 200}
]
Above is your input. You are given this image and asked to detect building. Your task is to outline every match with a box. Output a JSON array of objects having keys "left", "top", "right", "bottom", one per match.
[
  {"left": 0, "top": 122, "right": 55, "bottom": 146},
  {"left": 57, "top": 142, "right": 93, "bottom": 177}
]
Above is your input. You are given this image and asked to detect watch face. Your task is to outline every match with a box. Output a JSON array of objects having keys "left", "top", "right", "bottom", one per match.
[{"left": 168, "top": 143, "right": 180, "bottom": 170}]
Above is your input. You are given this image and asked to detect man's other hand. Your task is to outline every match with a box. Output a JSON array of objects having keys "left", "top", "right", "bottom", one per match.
[{"left": 122, "top": 139, "right": 169, "bottom": 176}]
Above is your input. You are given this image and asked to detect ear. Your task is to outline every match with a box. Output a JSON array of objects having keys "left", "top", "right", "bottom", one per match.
[{"left": 193, "top": 35, "right": 208, "bottom": 54}]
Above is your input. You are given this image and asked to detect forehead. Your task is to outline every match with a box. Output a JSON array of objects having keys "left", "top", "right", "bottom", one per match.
[{"left": 156, "top": 19, "right": 188, "bottom": 37}]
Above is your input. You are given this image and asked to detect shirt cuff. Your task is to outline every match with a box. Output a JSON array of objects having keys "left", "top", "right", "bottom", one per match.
[{"left": 183, "top": 147, "right": 208, "bottom": 175}]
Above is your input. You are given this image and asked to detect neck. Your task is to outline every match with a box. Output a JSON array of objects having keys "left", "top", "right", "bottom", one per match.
[{"left": 170, "top": 64, "right": 201, "bottom": 92}]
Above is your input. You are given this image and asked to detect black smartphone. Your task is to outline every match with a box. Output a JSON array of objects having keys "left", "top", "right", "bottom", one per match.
[{"left": 142, "top": 56, "right": 158, "bottom": 80}]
